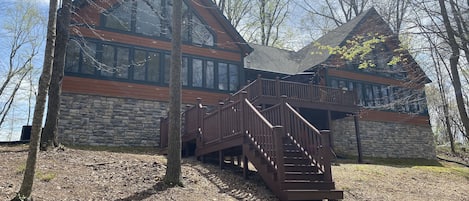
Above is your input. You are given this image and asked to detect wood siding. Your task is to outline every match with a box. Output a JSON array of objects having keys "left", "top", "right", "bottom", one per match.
[
  {"left": 359, "top": 109, "right": 430, "bottom": 125},
  {"left": 62, "top": 76, "right": 229, "bottom": 105},
  {"left": 328, "top": 68, "right": 404, "bottom": 86}
]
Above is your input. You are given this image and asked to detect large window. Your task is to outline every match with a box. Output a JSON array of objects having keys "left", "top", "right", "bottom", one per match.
[
  {"left": 103, "top": 0, "right": 215, "bottom": 46},
  {"left": 328, "top": 77, "right": 427, "bottom": 114},
  {"left": 65, "top": 41, "right": 240, "bottom": 92}
]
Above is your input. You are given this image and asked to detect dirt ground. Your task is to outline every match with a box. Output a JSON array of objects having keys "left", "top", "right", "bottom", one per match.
[{"left": 0, "top": 145, "right": 468, "bottom": 201}]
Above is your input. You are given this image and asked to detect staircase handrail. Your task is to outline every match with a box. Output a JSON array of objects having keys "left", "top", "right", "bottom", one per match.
[
  {"left": 284, "top": 102, "right": 333, "bottom": 182},
  {"left": 243, "top": 99, "right": 284, "bottom": 173}
]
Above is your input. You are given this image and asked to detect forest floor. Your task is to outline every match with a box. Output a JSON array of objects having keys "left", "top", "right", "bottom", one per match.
[{"left": 0, "top": 144, "right": 468, "bottom": 201}]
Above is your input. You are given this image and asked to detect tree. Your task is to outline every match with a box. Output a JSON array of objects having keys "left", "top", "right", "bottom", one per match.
[
  {"left": 436, "top": 0, "right": 469, "bottom": 142},
  {"left": 12, "top": 0, "right": 58, "bottom": 200},
  {"left": 0, "top": 1, "right": 43, "bottom": 133},
  {"left": 251, "top": 0, "right": 291, "bottom": 46},
  {"left": 41, "top": 0, "right": 72, "bottom": 151},
  {"left": 299, "top": 0, "right": 410, "bottom": 38},
  {"left": 213, "top": 0, "right": 252, "bottom": 29},
  {"left": 164, "top": 0, "right": 183, "bottom": 186}
]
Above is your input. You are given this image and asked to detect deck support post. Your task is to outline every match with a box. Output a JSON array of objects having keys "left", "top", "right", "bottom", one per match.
[
  {"left": 273, "top": 126, "right": 285, "bottom": 186},
  {"left": 219, "top": 151, "right": 224, "bottom": 169},
  {"left": 237, "top": 155, "right": 241, "bottom": 166},
  {"left": 320, "top": 130, "right": 333, "bottom": 182},
  {"left": 327, "top": 110, "right": 334, "bottom": 149},
  {"left": 243, "top": 155, "right": 248, "bottom": 179},
  {"left": 354, "top": 115, "right": 363, "bottom": 163},
  {"left": 218, "top": 101, "right": 224, "bottom": 142}
]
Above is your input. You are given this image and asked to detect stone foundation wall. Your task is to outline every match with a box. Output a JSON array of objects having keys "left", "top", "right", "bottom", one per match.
[
  {"left": 331, "top": 117, "right": 436, "bottom": 159},
  {"left": 58, "top": 93, "right": 168, "bottom": 147}
]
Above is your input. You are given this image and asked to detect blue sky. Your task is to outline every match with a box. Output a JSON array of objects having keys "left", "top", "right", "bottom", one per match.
[{"left": 0, "top": 0, "right": 48, "bottom": 141}]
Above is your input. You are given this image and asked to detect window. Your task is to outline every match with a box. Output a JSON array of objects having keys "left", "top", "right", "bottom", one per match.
[
  {"left": 192, "top": 15, "right": 214, "bottom": 46},
  {"left": 103, "top": 0, "right": 215, "bottom": 46},
  {"left": 147, "top": 52, "right": 160, "bottom": 82},
  {"left": 133, "top": 50, "right": 147, "bottom": 81},
  {"left": 182, "top": 57, "right": 188, "bottom": 86},
  {"left": 136, "top": 0, "right": 162, "bottom": 37},
  {"left": 192, "top": 59, "right": 203, "bottom": 87},
  {"left": 65, "top": 40, "right": 80, "bottom": 73},
  {"left": 115, "top": 47, "right": 130, "bottom": 79},
  {"left": 356, "top": 83, "right": 364, "bottom": 106},
  {"left": 381, "top": 86, "right": 389, "bottom": 104},
  {"left": 81, "top": 42, "right": 96, "bottom": 75},
  {"left": 164, "top": 54, "right": 170, "bottom": 83},
  {"left": 372, "top": 85, "right": 381, "bottom": 106},
  {"left": 104, "top": 0, "right": 132, "bottom": 31},
  {"left": 365, "top": 85, "right": 373, "bottom": 106},
  {"left": 218, "top": 63, "right": 228, "bottom": 90},
  {"left": 101, "top": 44, "right": 114, "bottom": 77},
  {"left": 206, "top": 61, "right": 215, "bottom": 88},
  {"left": 65, "top": 42, "right": 240, "bottom": 92},
  {"left": 331, "top": 80, "right": 338, "bottom": 89},
  {"left": 229, "top": 64, "right": 239, "bottom": 91}
]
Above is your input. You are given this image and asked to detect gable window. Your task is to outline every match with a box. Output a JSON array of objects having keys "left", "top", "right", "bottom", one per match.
[
  {"left": 102, "top": 0, "right": 215, "bottom": 46},
  {"left": 103, "top": 0, "right": 132, "bottom": 31},
  {"left": 136, "top": 0, "right": 162, "bottom": 37}
]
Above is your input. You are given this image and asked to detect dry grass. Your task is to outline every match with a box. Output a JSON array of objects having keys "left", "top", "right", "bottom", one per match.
[{"left": 1, "top": 145, "right": 468, "bottom": 201}]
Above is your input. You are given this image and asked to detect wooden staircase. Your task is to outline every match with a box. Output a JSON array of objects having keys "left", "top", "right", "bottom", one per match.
[{"left": 160, "top": 78, "right": 352, "bottom": 200}]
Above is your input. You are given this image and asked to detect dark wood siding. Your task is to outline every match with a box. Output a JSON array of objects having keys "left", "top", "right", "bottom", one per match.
[
  {"left": 359, "top": 110, "right": 430, "bottom": 126},
  {"left": 62, "top": 76, "right": 229, "bottom": 105}
]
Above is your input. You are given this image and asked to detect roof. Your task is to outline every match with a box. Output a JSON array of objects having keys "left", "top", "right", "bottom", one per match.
[
  {"left": 296, "top": 8, "right": 378, "bottom": 72},
  {"left": 244, "top": 44, "right": 298, "bottom": 75},
  {"left": 245, "top": 8, "right": 390, "bottom": 75}
]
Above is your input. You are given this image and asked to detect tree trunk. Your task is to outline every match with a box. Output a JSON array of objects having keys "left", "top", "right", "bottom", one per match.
[
  {"left": 438, "top": 0, "right": 469, "bottom": 144},
  {"left": 41, "top": 0, "right": 72, "bottom": 151},
  {"left": 164, "top": 0, "right": 183, "bottom": 186},
  {"left": 12, "top": 0, "right": 58, "bottom": 200}
]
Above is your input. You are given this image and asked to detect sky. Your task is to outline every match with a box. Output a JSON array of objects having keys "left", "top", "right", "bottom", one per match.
[{"left": 0, "top": 0, "right": 48, "bottom": 141}]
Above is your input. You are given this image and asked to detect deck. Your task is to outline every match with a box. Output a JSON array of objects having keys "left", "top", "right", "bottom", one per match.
[{"left": 160, "top": 78, "right": 358, "bottom": 200}]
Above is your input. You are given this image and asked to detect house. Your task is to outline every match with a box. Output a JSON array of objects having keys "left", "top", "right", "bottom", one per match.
[
  {"left": 59, "top": 1, "right": 434, "bottom": 159},
  {"left": 59, "top": 0, "right": 252, "bottom": 146},
  {"left": 243, "top": 8, "right": 435, "bottom": 160},
  {"left": 59, "top": 1, "right": 435, "bottom": 199}
]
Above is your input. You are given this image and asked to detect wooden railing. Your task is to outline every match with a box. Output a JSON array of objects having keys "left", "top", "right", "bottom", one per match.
[
  {"left": 262, "top": 97, "right": 333, "bottom": 182},
  {"left": 231, "top": 77, "right": 357, "bottom": 106},
  {"left": 243, "top": 99, "right": 285, "bottom": 172}
]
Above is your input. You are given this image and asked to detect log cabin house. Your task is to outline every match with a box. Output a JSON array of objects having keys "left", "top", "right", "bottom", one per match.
[{"left": 59, "top": 1, "right": 435, "bottom": 200}]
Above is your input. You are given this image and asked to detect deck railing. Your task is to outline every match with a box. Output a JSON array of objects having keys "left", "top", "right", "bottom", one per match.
[{"left": 231, "top": 77, "right": 356, "bottom": 106}]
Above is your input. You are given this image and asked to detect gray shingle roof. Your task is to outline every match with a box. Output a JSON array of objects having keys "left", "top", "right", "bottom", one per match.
[{"left": 245, "top": 8, "right": 379, "bottom": 75}]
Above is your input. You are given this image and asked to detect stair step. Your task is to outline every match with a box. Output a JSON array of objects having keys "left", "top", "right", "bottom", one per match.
[
  {"left": 283, "top": 180, "right": 336, "bottom": 190},
  {"left": 284, "top": 172, "right": 324, "bottom": 181},
  {"left": 284, "top": 164, "right": 318, "bottom": 172},
  {"left": 284, "top": 189, "right": 344, "bottom": 200},
  {"left": 284, "top": 157, "right": 310, "bottom": 164}
]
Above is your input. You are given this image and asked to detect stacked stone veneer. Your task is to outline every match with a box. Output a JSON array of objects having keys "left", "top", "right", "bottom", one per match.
[
  {"left": 58, "top": 93, "right": 168, "bottom": 146},
  {"left": 331, "top": 117, "right": 436, "bottom": 159}
]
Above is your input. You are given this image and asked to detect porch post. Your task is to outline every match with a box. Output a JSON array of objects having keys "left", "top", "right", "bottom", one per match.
[
  {"left": 354, "top": 115, "right": 363, "bottom": 163},
  {"left": 327, "top": 110, "right": 334, "bottom": 149}
]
